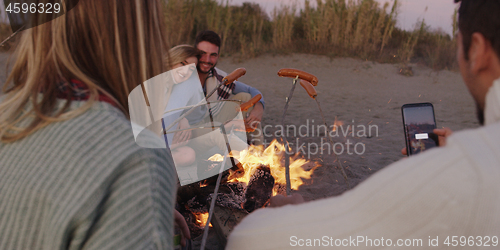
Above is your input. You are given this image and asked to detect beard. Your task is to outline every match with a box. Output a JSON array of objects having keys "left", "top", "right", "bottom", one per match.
[{"left": 196, "top": 61, "right": 215, "bottom": 74}]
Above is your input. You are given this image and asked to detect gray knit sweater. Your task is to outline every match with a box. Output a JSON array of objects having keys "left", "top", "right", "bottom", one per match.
[{"left": 0, "top": 99, "right": 176, "bottom": 249}]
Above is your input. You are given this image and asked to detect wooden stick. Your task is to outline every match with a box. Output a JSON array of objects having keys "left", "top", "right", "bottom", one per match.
[
  {"left": 200, "top": 125, "right": 235, "bottom": 250},
  {"left": 0, "top": 25, "right": 25, "bottom": 48}
]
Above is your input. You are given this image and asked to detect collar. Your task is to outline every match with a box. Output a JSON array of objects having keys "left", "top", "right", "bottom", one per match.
[
  {"left": 484, "top": 77, "right": 500, "bottom": 125},
  {"left": 56, "top": 79, "right": 118, "bottom": 108}
]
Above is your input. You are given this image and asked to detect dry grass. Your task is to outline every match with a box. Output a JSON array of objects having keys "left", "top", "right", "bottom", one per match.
[
  {"left": 0, "top": 23, "right": 13, "bottom": 51},
  {"left": 0, "top": 0, "right": 458, "bottom": 70}
]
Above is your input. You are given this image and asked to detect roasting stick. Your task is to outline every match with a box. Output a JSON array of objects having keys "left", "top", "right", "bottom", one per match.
[
  {"left": 200, "top": 124, "right": 234, "bottom": 250},
  {"left": 299, "top": 80, "right": 351, "bottom": 189},
  {"left": 0, "top": 25, "right": 25, "bottom": 48},
  {"left": 199, "top": 96, "right": 262, "bottom": 250},
  {"left": 207, "top": 68, "right": 246, "bottom": 100},
  {"left": 278, "top": 68, "right": 319, "bottom": 196},
  {"left": 162, "top": 68, "right": 246, "bottom": 134},
  {"left": 279, "top": 76, "right": 298, "bottom": 196},
  {"left": 162, "top": 94, "right": 262, "bottom": 135}
]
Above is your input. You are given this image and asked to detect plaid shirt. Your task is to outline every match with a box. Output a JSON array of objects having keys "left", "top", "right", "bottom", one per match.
[{"left": 204, "top": 68, "right": 236, "bottom": 116}]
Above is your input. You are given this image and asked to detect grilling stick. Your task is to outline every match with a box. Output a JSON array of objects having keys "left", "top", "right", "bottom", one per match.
[
  {"left": 200, "top": 124, "right": 235, "bottom": 250},
  {"left": 199, "top": 95, "right": 261, "bottom": 250},
  {"left": 279, "top": 75, "right": 299, "bottom": 196},
  {"left": 278, "top": 68, "right": 321, "bottom": 196}
]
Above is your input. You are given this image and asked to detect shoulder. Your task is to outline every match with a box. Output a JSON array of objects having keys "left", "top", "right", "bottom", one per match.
[
  {"left": 0, "top": 99, "right": 177, "bottom": 248},
  {"left": 23, "top": 100, "right": 173, "bottom": 181},
  {"left": 444, "top": 122, "right": 500, "bottom": 171},
  {"left": 214, "top": 67, "right": 228, "bottom": 77}
]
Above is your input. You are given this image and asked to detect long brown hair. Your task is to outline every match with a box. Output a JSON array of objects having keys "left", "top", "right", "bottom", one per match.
[{"left": 0, "top": 0, "right": 170, "bottom": 143}]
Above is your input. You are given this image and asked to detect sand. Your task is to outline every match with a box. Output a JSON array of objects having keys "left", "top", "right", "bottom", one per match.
[
  {"left": 217, "top": 53, "right": 479, "bottom": 200},
  {"left": 1, "top": 52, "right": 479, "bottom": 198}
]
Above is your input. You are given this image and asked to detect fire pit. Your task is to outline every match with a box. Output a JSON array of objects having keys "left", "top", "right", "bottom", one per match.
[{"left": 176, "top": 140, "right": 319, "bottom": 245}]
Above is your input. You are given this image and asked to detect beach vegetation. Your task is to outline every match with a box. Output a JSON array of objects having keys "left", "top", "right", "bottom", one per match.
[{"left": 0, "top": 0, "right": 458, "bottom": 70}]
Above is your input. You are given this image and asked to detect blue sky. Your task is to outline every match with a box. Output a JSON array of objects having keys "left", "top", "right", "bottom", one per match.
[{"left": 230, "top": 0, "right": 459, "bottom": 35}]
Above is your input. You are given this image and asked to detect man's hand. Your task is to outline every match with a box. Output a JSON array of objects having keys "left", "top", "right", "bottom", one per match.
[
  {"left": 245, "top": 102, "right": 263, "bottom": 129},
  {"left": 172, "top": 118, "right": 192, "bottom": 145},
  {"left": 270, "top": 193, "right": 305, "bottom": 207},
  {"left": 174, "top": 210, "right": 191, "bottom": 247},
  {"left": 401, "top": 127, "right": 453, "bottom": 155}
]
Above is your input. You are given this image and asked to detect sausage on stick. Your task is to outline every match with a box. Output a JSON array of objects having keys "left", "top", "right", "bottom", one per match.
[{"left": 278, "top": 68, "right": 318, "bottom": 86}]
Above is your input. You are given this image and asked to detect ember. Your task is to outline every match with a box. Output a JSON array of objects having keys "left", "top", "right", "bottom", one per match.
[
  {"left": 194, "top": 212, "right": 212, "bottom": 228},
  {"left": 331, "top": 116, "right": 344, "bottom": 132}
]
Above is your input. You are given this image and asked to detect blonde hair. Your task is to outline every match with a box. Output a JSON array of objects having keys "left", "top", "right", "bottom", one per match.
[
  {"left": 0, "top": 0, "right": 169, "bottom": 143},
  {"left": 168, "top": 45, "right": 200, "bottom": 67}
]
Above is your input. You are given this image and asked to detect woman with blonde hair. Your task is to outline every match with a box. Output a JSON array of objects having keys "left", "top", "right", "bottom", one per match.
[
  {"left": 0, "top": 1, "right": 188, "bottom": 249},
  {"left": 162, "top": 45, "right": 202, "bottom": 168}
]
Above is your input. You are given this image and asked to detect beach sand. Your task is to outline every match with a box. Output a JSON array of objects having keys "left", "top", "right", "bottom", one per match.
[
  {"left": 217, "top": 53, "right": 479, "bottom": 200},
  {"left": 0, "top": 51, "right": 479, "bottom": 202}
]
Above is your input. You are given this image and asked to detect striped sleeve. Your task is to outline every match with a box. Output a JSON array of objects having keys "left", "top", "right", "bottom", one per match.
[{"left": 67, "top": 148, "right": 177, "bottom": 250}]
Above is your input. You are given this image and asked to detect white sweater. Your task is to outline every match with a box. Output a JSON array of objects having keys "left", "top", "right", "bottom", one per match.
[{"left": 226, "top": 79, "right": 500, "bottom": 249}]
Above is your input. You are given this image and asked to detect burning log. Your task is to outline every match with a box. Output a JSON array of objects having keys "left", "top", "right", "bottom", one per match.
[
  {"left": 211, "top": 206, "right": 248, "bottom": 246},
  {"left": 177, "top": 182, "right": 245, "bottom": 212},
  {"left": 243, "top": 165, "right": 275, "bottom": 212}
]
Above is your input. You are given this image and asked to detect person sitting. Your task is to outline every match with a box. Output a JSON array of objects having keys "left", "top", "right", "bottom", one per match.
[
  {"left": 0, "top": 1, "right": 187, "bottom": 249},
  {"left": 195, "top": 30, "right": 266, "bottom": 145},
  {"left": 226, "top": 0, "right": 500, "bottom": 248},
  {"left": 159, "top": 45, "right": 250, "bottom": 185},
  {"left": 163, "top": 45, "right": 202, "bottom": 167}
]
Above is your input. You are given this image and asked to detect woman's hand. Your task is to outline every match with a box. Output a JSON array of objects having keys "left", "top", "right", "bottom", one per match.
[
  {"left": 172, "top": 118, "right": 192, "bottom": 145},
  {"left": 174, "top": 210, "right": 191, "bottom": 247},
  {"left": 245, "top": 102, "right": 264, "bottom": 130}
]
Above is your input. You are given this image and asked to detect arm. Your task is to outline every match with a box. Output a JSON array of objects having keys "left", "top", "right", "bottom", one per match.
[
  {"left": 233, "top": 81, "right": 265, "bottom": 109},
  {"left": 70, "top": 149, "right": 177, "bottom": 250},
  {"left": 227, "top": 144, "right": 475, "bottom": 249},
  {"left": 233, "top": 81, "right": 265, "bottom": 128}
]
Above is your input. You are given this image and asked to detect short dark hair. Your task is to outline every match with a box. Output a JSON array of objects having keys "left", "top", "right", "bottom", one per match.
[
  {"left": 455, "top": 0, "right": 500, "bottom": 60},
  {"left": 195, "top": 30, "right": 221, "bottom": 49}
]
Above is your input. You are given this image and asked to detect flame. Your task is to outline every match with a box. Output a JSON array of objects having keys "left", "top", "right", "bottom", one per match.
[
  {"left": 208, "top": 154, "right": 224, "bottom": 162},
  {"left": 194, "top": 212, "right": 212, "bottom": 227},
  {"left": 331, "top": 116, "right": 344, "bottom": 132},
  {"left": 228, "top": 139, "right": 319, "bottom": 195}
]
